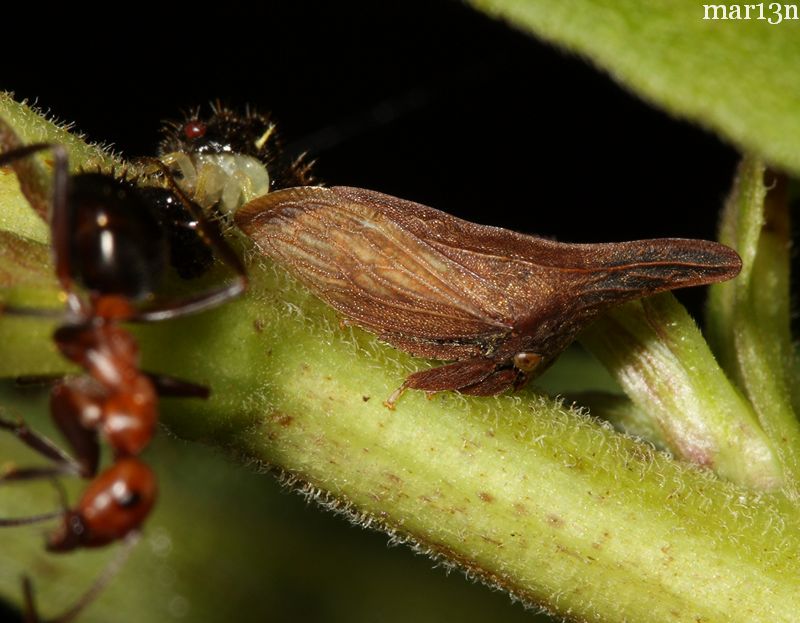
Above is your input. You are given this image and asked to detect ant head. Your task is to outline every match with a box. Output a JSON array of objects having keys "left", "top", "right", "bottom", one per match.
[{"left": 46, "top": 458, "right": 156, "bottom": 552}]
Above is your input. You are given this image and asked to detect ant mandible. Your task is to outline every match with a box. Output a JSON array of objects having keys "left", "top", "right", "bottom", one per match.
[{"left": 0, "top": 120, "right": 247, "bottom": 621}]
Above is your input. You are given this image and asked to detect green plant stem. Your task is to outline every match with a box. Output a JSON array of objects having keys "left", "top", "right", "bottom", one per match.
[
  {"left": 706, "top": 158, "right": 800, "bottom": 498},
  {"left": 569, "top": 391, "right": 669, "bottom": 451},
  {"left": 580, "top": 294, "right": 781, "bottom": 490},
  {"left": 1, "top": 231, "right": 799, "bottom": 621}
]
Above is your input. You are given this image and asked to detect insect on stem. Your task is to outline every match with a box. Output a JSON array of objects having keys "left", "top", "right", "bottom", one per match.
[{"left": 236, "top": 185, "right": 742, "bottom": 407}]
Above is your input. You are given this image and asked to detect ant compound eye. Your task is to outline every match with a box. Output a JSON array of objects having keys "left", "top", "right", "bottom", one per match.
[{"left": 183, "top": 120, "right": 207, "bottom": 140}]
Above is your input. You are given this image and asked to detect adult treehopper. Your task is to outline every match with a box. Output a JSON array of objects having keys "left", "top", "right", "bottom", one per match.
[{"left": 236, "top": 186, "right": 741, "bottom": 407}]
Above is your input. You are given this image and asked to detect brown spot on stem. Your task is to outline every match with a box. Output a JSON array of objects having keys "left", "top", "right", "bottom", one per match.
[
  {"left": 272, "top": 415, "right": 293, "bottom": 427},
  {"left": 592, "top": 530, "right": 612, "bottom": 550},
  {"left": 478, "top": 491, "right": 494, "bottom": 503},
  {"left": 480, "top": 535, "right": 503, "bottom": 547}
]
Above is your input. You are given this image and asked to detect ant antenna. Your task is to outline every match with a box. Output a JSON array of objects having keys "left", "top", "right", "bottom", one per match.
[
  {"left": 47, "top": 531, "right": 141, "bottom": 623},
  {"left": 0, "top": 475, "right": 70, "bottom": 528},
  {"left": 18, "top": 533, "right": 142, "bottom": 623},
  {"left": 131, "top": 158, "right": 247, "bottom": 322},
  {"left": 0, "top": 510, "right": 63, "bottom": 527},
  {"left": 22, "top": 576, "right": 37, "bottom": 623}
]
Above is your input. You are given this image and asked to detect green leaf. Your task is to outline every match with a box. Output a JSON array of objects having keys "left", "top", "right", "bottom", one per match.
[{"left": 469, "top": 1, "right": 800, "bottom": 174}]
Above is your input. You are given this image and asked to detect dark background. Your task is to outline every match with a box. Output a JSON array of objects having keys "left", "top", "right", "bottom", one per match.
[{"left": 3, "top": 1, "right": 737, "bottom": 243}]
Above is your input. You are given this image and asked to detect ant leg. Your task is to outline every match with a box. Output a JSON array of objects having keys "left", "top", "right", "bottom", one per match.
[
  {"left": 0, "top": 305, "right": 70, "bottom": 321},
  {"left": 0, "top": 509, "right": 64, "bottom": 527},
  {"left": 146, "top": 372, "right": 210, "bottom": 399},
  {"left": 0, "top": 477, "right": 68, "bottom": 527},
  {"left": 0, "top": 137, "right": 78, "bottom": 315},
  {"left": 0, "top": 378, "right": 102, "bottom": 479},
  {"left": 49, "top": 381, "right": 101, "bottom": 478},
  {"left": 0, "top": 117, "right": 52, "bottom": 222},
  {"left": 11, "top": 534, "right": 140, "bottom": 623},
  {"left": 48, "top": 531, "right": 141, "bottom": 623},
  {"left": 22, "top": 576, "right": 38, "bottom": 623},
  {"left": 14, "top": 375, "right": 63, "bottom": 389},
  {"left": 0, "top": 415, "right": 79, "bottom": 474},
  {"left": 0, "top": 374, "right": 85, "bottom": 481},
  {"left": 133, "top": 159, "right": 247, "bottom": 322},
  {"left": 149, "top": 158, "right": 246, "bottom": 279}
]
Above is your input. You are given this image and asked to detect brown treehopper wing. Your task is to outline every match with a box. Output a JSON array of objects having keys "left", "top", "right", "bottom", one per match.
[{"left": 235, "top": 186, "right": 741, "bottom": 407}]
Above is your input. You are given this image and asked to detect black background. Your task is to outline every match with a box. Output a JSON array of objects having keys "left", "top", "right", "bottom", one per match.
[{"left": 3, "top": 0, "right": 737, "bottom": 244}]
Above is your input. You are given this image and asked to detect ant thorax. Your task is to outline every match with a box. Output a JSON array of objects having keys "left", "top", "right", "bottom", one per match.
[{"left": 160, "top": 150, "right": 271, "bottom": 215}]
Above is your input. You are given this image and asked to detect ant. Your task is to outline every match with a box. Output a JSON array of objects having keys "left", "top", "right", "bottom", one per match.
[{"left": 0, "top": 119, "right": 246, "bottom": 622}]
